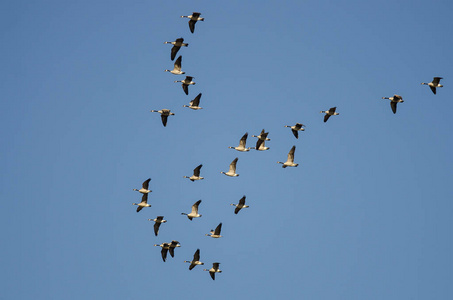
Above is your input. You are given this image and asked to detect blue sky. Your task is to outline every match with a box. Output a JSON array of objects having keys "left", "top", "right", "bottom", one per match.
[{"left": 1, "top": 0, "right": 452, "bottom": 299}]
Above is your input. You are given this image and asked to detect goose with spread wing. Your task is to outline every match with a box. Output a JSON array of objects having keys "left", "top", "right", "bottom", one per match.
[
  {"left": 164, "top": 38, "right": 188, "bottom": 61},
  {"left": 184, "top": 164, "right": 204, "bottom": 181},
  {"left": 181, "top": 12, "right": 204, "bottom": 33},
  {"left": 132, "top": 193, "right": 151, "bottom": 212},
  {"left": 277, "top": 145, "right": 299, "bottom": 168},
  {"left": 231, "top": 196, "right": 249, "bottom": 214},
  {"left": 382, "top": 95, "right": 404, "bottom": 114},
  {"left": 184, "top": 249, "right": 204, "bottom": 270},
  {"left": 150, "top": 109, "right": 175, "bottom": 127},
  {"left": 164, "top": 55, "right": 185, "bottom": 75},
  {"left": 148, "top": 216, "right": 167, "bottom": 236},
  {"left": 220, "top": 157, "right": 239, "bottom": 177},
  {"left": 205, "top": 223, "right": 222, "bottom": 238},
  {"left": 183, "top": 93, "right": 203, "bottom": 110},
  {"left": 285, "top": 123, "right": 305, "bottom": 139},
  {"left": 181, "top": 200, "right": 202, "bottom": 220},
  {"left": 421, "top": 77, "right": 443, "bottom": 94}
]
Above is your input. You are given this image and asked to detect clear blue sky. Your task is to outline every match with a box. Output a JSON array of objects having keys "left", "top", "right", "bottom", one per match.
[{"left": 1, "top": 1, "right": 452, "bottom": 299}]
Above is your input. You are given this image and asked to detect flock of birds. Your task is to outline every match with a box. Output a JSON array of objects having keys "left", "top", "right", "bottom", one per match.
[{"left": 136, "top": 12, "right": 445, "bottom": 281}]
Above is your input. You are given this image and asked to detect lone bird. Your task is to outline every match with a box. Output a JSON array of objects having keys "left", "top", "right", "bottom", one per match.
[
  {"left": 320, "top": 107, "right": 340, "bottom": 122},
  {"left": 150, "top": 109, "right": 175, "bottom": 127},
  {"left": 231, "top": 195, "right": 249, "bottom": 214},
  {"left": 220, "top": 157, "right": 239, "bottom": 177},
  {"left": 164, "top": 55, "right": 185, "bottom": 75},
  {"left": 183, "top": 93, "right": 203, "bottom": 110},
  {"left": 175, "top": 76, "right": 196, "bottom": 95},
  {"left": 228, "top": 132, "right": 251, "bottom": 152},
  {"left": 133, "top": 178, "right": 151, "bottom": 194},
  {"left": 421, "top": 77, "right": 443, "bottom": 94},
  {"left": 132, "top": 193, "right": 151, "bottom": 213},
  {"left": 181, "top": 12, "right": 204, "bottom": 33},
  {"left": 184, "top": 164, "right": 204, "bottom": 181},
  {"left": 184, "top": 249, "right": 204, "bottom": 270},
  {"left": 204, "top": 263, "right": 222, "bottom": 280},
  {"left": 382, "top": 95, "right": 404, "bottom": 114},
  {"left": 205, "top": 223, "right": 222, "bottom": 238},
  {"left": 148, "top": 216, "right": 167, "bottom": 236},
  {"left": 277, "top": 145, "right": 299, "bottom": 168},
  {"left": 285, "top": 123, "right": 305, "bottom": 139},
  {"left": 164, "top": 38, "right": 188, "bottom": 61},
  {"left": 181, "top": 200, "right": 202, "bottom": 220}
]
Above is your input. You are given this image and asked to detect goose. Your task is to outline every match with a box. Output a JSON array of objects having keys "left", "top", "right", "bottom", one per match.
[
  {"left": 277, "top": 145, "right": 299, "bottom": 168},
  {"left": 421, "top": 77, "right": 443, "bottom": 94},
  {"left": 251, "top": 139, "right": 269, "bottom": 151},
  {"left": 220, "top": 157, "right": 239, "bottom": 177},
  {"left": 168, "top": 240, "right": 181, "bottom": 258},
  {"left": 382, "top": 95, "right": 404, "bottom": 114},
  {"left": 252, "top": 129, "right": 270, "bottom": 141},
  {"left": 205, "top": 223, "right": 222, "bottom": 238},
  {"left": 183, "top": 93, "right": 203, "bottom": 110},
  {"left": 320, "top": 107, "right": 340, "bottom": 122},
  {"left": 204, "top": 262, "right": 222, "bottom": 280},
  {"left": 184, "top": 249, "right": 204, "bottom": 270},
  {"left": 150, "top": 109, "right": 175, "bottom": 127},
  {"left": 133, "top": 178, "right": 151, "bottom": 194},
  {"left": 181, "top": 12, "right": 204, "bottom": 33},
  {"left": 252, "top": 129, "right": 270, "bottom": 150},
  {"left": 175, "top": 76, "right": 196, "bottom": 95},
  {"left": 132, "top": 193, "right": 151, "bottom": 212},
  {"left": 164, "top": 55, "right": 185, "bottom": 75},
  {"left": 181, "top": 200, "right": 202, "bottom": 220},
  {"left": 184, "top": 164, "right": 204, "bottom": 181},
  {"left": 228, "top": 132, "right": 250, "bottom": 152},
  {"left": 154, "top": 242, "right": 170, "bottom": 262},
  {"left": 231, "top": 195, "right": 249, "bottom": 214},
  {"left": 148, "top": 216, "right": 167, "bottom": 236},
  {"left": 285, "top": 123, "right": 305, "bottom": 139},
  {"left": 164, "top": 38, "right": 188, "bottom": 61}
]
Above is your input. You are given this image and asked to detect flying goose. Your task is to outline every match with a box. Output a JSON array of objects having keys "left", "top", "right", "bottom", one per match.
[
  {"left": 205, "top": 223, "right": 222, "bottom": 238},
  {"left": 183, "top": 93, "right": 203, "bottom": 110},
  {"left": 175, "top": 76, "right": 196, "bottom": 95},
  {"left": 132, "top": 193, "right": 151, "bottom": 212},
  {"left": 231, "top": 195, "right": 249, "bottom": 214},
  {"left": 251, "top": 139, "right": 269, "bottom": 151},
  {"left": 184, "top": 249, "right": 204, "bottom": 270},
  {"left": 204, "top": 262, "right": 222, "bottom": 280},
  {"left": 228, "top": 132, "right": 250, "bottom": 152},
  {"left": 320, "top": 107, "right": 340, "bottom": 122},
  {"left": 285, "top": 123, "right": 305, "bottom": 139},
  {"left": 382, "top": 95, "right": 404, "bottom": 114},
  {"left": 277, "top": 145, "right": 299, "bottom": 168},
  {"left": 168, "top": 240, "right": 181, "bottom": 258},
  {"left": 133, "top": 178, "right": 151, "bottom": 194},
  {"left": 164, "top": 38, "right": 188, "bottom": 61},
  {"left": 184, "top": 164, "right": 204, "bottom": 181},
  {"left": 252, "top": 129, "right": 270, "bottom": 149},
  {"left": 421, "top": 77, "right": 443, "bottom": 94},
  {"left": 181, "top": 200, "right": 202, "bottom": 220},
  {"left": 181, "top": 12, "right": 204, "bottom": 33},
  {"left": 220, "top": 157, "right": 239, "bottom": 177},
  {"left": 164, "top": 55, "right": 185, "bottom": 75},
  {"left": 150, "top": 109, "right": 175, "bottom": 127},
  {"left": 148, "top": 216, "right": 167, "bottom": 236},
  {"left": 154, "top": 242, "right": 170, "bottom": 262}
]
